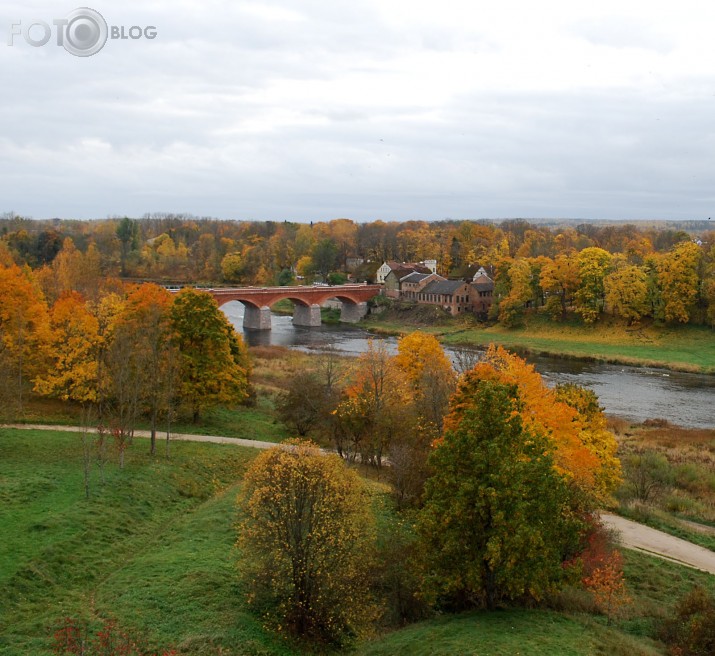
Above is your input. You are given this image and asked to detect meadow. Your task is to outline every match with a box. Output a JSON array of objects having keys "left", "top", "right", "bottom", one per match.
[
  {"left": 2, "top": 424, "right": 714, "bottom": 655},
  {"left": 363, "top": 311, "right": 715, "bottom": 373}
]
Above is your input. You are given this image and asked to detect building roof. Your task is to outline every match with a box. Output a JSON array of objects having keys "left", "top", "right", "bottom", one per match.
[
  {"left": 471, "top": 273, "right": 494, "bottom": 292},
  {"left": 400, "top": 271, "right": 437, "bottom": 283},
  {"left": 386, "top": 264, "right": 431, "bottom": 279},
  {"left": 421, "top": 279, "right": 468, "bottom": 296}
]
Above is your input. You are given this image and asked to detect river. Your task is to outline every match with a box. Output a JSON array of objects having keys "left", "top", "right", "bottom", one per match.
[{"left": 221, "top": 303, "right": 715, "bottom": 430}]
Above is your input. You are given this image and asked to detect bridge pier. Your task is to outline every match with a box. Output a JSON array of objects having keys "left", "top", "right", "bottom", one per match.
[
  {"left": 293, "top": 303, "right": 322, "bottom": 327},
  {"left": 243, "top": 305, "right": 272, "bottom": 330},
  {"left": 340, "top": 301, "right": 368, "bottom": 323}
]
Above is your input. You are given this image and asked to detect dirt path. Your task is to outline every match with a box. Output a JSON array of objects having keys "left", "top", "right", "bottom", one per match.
[
  {"left": 601, "top": 513, "right": 715, "bottom": 574},
  {"left": 0, "top": 423, "right": 280, "bottom": 450},
  {"left": 3, "top": 423, "right": 714, "bottom": 575}
]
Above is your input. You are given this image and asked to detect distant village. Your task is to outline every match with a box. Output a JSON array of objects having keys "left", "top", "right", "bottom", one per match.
[{"left": 351, "top": 258, "right": 495, "bottom": 320}]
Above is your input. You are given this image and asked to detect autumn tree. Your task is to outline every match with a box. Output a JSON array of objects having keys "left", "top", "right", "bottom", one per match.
[
  {"left": 237, "top": 440, "right": 376, "bottom": 646},
  {"left": 113, "top": 284, "right": 175, "bottom": 455},
  {"left": 34, "top": 292, "right": 101, "bottom": 404},
  {"left": 497, "top": 258, "right": 533, "bottom": 327},
  {"left": 418, "top": 380, "right": 582, "bottom": 610},
  {"left": 393, "top": 331, "right": 456, "bottom": 429},
  {"left": 574, "top": 247, "right": 612, "bottom": 323},
  {"left": 334, "top": 340, "right": 409, "bottom": 467},
  {"left": 657, "top": 240, "right": 702, "bottom": 323},
  {"left": 391, "top": 332, "right": 456, "bottom": 506},
  {"left": 583, "top": 549, "right": 630, "bottom": 624},
  {"left": 555, "top": 383, "right": 622, "bottom": 500},
  {"left": 170, "top": 288, "right": 251, "bottom": 421},
  {"left": 0, "top": 264, "right": 51, "bottom": 414},
  {"left": 604, "top": 264, "right": 649, "bottom": 323},
  {"left": 220, "top": 251, "right": 243, "bottom": 282},
  {"left": 540, "top": 254, "right": 579, "bottom": 320},
  {"left": 457, "top": 346, "right": 620, "bottom": 505}
]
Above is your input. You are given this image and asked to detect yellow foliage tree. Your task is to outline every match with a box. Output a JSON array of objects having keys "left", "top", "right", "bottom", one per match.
[
  {"left": 237, "top": 439, "right": 376, "bottom": 646},
  {"left": 170, "top": 288, "right": 251, "bottom": 421},
  {"left": 540, "top": 254, "right": 579, "bottom": 319},
  {"left": 657, "top": 241, "right": 702, "bottom": 323},
  {"left": 334, "top": 340, "right": 409, "bottom": 467},
  {"left": 574, "top": 247, "right": 612, "bottom": 323},
  {"left": 34, "top": 292, "right": 101, "bottom": 403},
  {"left": 604, "top": 264, "right": 649, "bottom": 323}
]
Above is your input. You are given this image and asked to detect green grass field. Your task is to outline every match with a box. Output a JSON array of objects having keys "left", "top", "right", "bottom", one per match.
[
  {"left": 363, "top": 313, "right": 715, "bottom": 373},
  {"left": 1, "top": 396, "right": 289, "bottom": 445},
  {"left": 0, "top": 428, "right": 294, "bottom": 656},
  {"left": 2, "top": 427, "right": 712, "bottom": 655}
]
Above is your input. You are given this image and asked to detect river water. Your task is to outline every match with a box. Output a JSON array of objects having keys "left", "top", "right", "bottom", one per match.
[{"left": 222, "top": 303, "right": 715, "bottom": 429}]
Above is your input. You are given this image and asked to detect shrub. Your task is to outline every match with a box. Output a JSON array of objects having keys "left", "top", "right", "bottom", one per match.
[
  {"left": 660, "top": 586, "right": 715, "bottom": 655},
  {"left": 237, "top": 440, "right": 377, "bottom": 647}
]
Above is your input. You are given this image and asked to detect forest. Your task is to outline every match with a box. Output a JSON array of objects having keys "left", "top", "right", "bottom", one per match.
[
  {"left": 1, "top": 214, "right": 714, "bottom": 328},
  {"left": 1, "top": 217, "right": 715, "bottom": 655}
]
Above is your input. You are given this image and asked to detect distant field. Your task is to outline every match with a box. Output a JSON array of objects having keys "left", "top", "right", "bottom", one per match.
[
  {"left": 2, "top": 428, "right": 713, "bottom": 655},
  {"left": 364, "top": 313, "right": 715, "bottom": 373}
]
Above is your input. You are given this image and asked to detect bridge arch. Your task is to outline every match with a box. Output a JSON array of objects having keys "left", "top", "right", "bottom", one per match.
[{"left": 206, "top": 285, "right": 380, "bottom": 330}]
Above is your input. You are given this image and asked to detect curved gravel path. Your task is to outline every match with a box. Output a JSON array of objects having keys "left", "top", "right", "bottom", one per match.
[
  {"left": 601, "top": 512, "right": 715, "bottom": 574},
  {"left": 2, "top": 423, "right": 714, "bottom": 575},
  {"left": 0, "top": 423, "right": 279, "bottom": 450}
]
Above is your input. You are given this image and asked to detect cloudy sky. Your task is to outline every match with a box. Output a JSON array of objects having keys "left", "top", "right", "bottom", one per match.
[{"left": 2, "top": 0, "right": 714, "bottom": 221}]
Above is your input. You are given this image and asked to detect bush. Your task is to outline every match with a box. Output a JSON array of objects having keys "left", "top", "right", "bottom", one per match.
[
  {"left": 660, "top": 586, "right": 715, "bottom": 655},
  {"left": 237, "top": 440, "right": 377, "bottom": 647},
  {"left": 620, "top": 451, "right": 673, "bottom": 503}
]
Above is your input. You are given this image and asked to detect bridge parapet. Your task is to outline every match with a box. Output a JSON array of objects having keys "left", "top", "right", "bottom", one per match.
[{"left": 197, "top": 284, "right": 381, "bottom": 330}]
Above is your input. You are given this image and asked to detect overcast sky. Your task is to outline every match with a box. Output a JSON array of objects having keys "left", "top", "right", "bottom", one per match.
[{"left": 2, "top": 0, "right": 714, "bottom": 222}]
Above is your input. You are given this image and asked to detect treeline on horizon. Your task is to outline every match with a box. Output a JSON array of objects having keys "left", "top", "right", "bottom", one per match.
[{"left": 1, "top": 213, "right": 714, "bottom": 327}]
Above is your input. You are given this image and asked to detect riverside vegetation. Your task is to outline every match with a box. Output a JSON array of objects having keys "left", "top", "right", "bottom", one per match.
[
  {"left": 2, "top": 334, "right": 715, "bottom": 654},
  {"left": 1, "top": 252, "right": 714, "bottom": 654}
]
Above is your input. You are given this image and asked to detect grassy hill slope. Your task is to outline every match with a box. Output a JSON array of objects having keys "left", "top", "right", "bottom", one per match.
[{"left": 2, "top": 427, "right": 713, "bottom": 655}]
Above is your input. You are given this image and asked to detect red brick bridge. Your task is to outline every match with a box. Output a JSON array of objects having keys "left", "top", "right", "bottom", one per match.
[{"left": 205, "top": 284, "right": 382, "bottom": 330}]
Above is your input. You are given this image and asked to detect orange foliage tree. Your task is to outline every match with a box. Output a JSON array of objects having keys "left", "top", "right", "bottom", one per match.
[
  {"left": 0, "top": 264, "right": 51, "bottom": 412},
  {"left": 334, "top": 340, "right": 410, "bottom": 467},
  {"left": 447, "top": 345, "right": 621, "bottom": 505},
  {"left": 582, "top": 549, "right": 630, "bottom": 624}
]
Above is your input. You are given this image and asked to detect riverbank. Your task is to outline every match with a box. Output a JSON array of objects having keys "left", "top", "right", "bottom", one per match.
[{"left": 361, "top": 312, "right": 715, "bottom": 374}]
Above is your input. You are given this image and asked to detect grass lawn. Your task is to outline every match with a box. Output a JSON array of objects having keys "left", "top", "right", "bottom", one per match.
[
  {"left": 363, "top": 313, "right": 715, "bottom": 373},
  {"left": 0, "top": 428, "right": 295, "bottom": 656},
  {"left": 358, "top": 606, "right": 672, "bottom": 656},
  {"left": 2, "top": 427, "right": 712, "bottom": 656},
  {"left": 1, "top": 395, "right": 290, "bottom": 444}
]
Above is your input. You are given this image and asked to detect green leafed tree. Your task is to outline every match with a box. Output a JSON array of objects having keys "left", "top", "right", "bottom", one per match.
[
  {"left": 417, "top": 380, "right": 582, "bottom": 610},
  {"left": 311, "top": 238, "right": 339, "bottom": 280},
  {"left": 170, "top": 288, "right": 251, "bottom": 421}
]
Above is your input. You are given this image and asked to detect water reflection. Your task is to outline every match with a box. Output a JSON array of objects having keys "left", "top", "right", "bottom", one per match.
[{"left": 222, "top": 302, "right": 715, "bottom": 429}]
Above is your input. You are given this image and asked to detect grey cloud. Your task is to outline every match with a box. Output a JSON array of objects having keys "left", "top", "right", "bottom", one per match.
[{"left": 0, "top": 1, "right": 713, "bottom": 222}]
